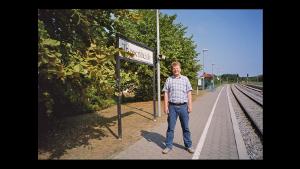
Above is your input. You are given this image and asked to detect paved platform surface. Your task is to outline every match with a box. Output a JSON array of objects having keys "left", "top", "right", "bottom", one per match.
[{"left": 112, "top": 85, "right": 239, "bottom": 159}]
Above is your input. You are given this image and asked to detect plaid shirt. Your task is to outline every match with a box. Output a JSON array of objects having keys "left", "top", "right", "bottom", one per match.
[{"left": 162, "top": 75, "right": 193, "bottom": 103}]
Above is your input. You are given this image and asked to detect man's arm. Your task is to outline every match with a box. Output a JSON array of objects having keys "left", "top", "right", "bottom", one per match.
[
  {"left": 187, "top": 91, "right": 192, "bottom": 113},
  {"left": 164, "top": 91, "right": 169, "bottom": 114}
]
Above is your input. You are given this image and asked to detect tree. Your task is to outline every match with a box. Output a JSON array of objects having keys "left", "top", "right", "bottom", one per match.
[
  {"left": 38, "top": 9, "right": 201, "bottom": 121},
  {"left": 38, "top": 9, "right": 138, "bottom": 121},
  {"left": 117, "top": 10, "right": 201, "bottom": 99}
]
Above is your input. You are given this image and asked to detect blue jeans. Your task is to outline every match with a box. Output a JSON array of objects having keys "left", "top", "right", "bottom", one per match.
[{"left": 165, "top": 104, "right": 192, "bottom": 149}]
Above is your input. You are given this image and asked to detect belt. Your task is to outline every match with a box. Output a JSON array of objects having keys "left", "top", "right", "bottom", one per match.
[{"left": 169, "top": 102, "right": 187, "bottom": 105}]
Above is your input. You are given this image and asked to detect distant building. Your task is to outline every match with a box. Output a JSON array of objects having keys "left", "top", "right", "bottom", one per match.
[
  {"left": 200, "top": 72, "right": 214, "bottom": 88},
  {"left": 201, "top": 72, "right": 213, "bottom": 80}
]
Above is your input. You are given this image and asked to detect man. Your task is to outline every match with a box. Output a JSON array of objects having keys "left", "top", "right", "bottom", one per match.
[{"left": 162, "top": 61, "right": 195, "bottom": 154}]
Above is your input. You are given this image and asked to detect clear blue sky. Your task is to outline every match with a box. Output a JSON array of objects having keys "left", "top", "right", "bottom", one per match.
[{"left": 161, "top": 9, "right": 263, "bottom": 77}]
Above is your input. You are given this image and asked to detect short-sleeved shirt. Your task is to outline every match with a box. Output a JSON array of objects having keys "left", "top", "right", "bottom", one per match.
[{"left": 162, "top": 75, "right": 193, "bottom": 103}]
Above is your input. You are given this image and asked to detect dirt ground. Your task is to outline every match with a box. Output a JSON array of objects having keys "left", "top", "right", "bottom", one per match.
[{"left": 38, "top": 90, "right": 206, "bottom": 159}]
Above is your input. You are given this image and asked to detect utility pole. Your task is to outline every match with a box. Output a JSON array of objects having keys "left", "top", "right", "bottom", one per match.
[
  {"left": 196, "top": 78, "right": 199, "bottom": 95},
  {"left": 156, "top": 9, "right": 161, "bottom": 117},
  {"left": 196, "top": 71, "right": 199, "bottom": 95},
  {"left": 202, "top": 49, "right": 208, "bottom": 90},
  {"left": 212, "top": 64, "right": 215, "bottom": 89}
]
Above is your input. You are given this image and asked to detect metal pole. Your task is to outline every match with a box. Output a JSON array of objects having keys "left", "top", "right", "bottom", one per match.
[
  {"left": 156, "top": 9, "right": 161, "bottom": 117},
  {"left": 202, "top": 50, "right": 205, "bottom": 90},
  {"left": 115, "top": 55, "right": 122, "bottom": 139},
  {"left": 212, "top": 64, "right": 214, "bottom": 89},
  {"left": 153, "top": 60, "right": 156, "bottom": 120},
  {"left": 196, "top": 73, "right": 199, "bottom": 95},
  {"left": 202, "top": 49, "right": 208, "bottom": 90},
  {"left": 115, "top": 35, "right": 122, "bottom": 139}
]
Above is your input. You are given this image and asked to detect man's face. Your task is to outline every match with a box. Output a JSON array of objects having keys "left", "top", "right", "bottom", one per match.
[{"left": 172, "top": 65, "right": 181, "bottom": 76}]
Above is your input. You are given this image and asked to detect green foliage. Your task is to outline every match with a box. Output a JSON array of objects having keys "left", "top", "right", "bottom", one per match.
[
  {"left": 118, "top": 10, "right": 201, "bottom": 98},
  {"left": 223, "top": 73, "right": 263, "bottom": 83},
  {"left": 38, "top": 9, "right": 201, "bottom": 124},
  {"left": 38, "top": 9, "right": 137, "bottom": 122}
]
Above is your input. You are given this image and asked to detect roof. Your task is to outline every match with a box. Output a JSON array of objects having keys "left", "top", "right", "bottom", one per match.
[{"left": 200, "top": 72, "right": 214, "bottom": 78}]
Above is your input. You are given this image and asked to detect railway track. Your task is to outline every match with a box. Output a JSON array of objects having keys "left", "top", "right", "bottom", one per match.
[
  {"left": 235, "top": 84, "right": 263, "bottom": 106},
  {"left": 246, "top": 84, "right": 263, "bottom": 90},
  {"left": 230, "top": 84, "right": 263, "bottom": 139},
  {"left": 240, "top": 83, "right": 263, "bottom": 94}
]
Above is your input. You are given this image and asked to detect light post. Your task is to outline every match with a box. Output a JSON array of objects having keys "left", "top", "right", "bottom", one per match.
[
  {"left": 219, "top": 68, "right": 222, "bottom": 86},
  {"left": 196, "top": 71, "right": 200, "bottom": 95},
  {"left": 202, "top": 49, "right": 208, "bottom": 90},
  {"left": 212, "top": 64, "right": 215, "bottom": 89},
  {"left": 156, "top": 9, "right": 161, "bottom": 118},
  {"left": 196, "top": 78, "right": 199, "bottom": 95}
]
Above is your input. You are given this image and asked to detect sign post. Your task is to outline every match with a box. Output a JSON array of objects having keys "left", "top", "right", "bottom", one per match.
[
  {"left": 115, "top": 53, "right": 122, "bottom": 139},
  {"left": 115, "top": 34, "right": 156, "bottom": 139}
]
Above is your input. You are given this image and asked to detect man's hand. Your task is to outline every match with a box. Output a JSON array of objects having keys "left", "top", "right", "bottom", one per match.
[
  {"left": 164, "top": 106, "right": 169, "bottom": 114},
  {"left": 188, "top": 105, "right": 192, "bottom": 113}
]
